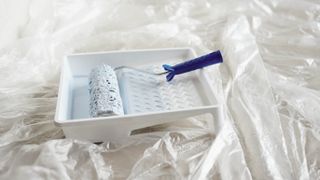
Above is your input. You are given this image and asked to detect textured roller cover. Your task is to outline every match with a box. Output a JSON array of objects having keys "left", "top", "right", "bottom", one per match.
[{"left": 89, "top": 65, "right": 124, "bottom": 117}]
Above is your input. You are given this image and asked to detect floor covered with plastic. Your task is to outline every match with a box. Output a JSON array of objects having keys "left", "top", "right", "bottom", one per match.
[{"left": 0, "top": 0, "right": 319, "bottom": 179}]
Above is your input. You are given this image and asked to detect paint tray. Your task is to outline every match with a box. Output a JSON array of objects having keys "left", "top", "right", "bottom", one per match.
[{"left": 54, "top": 48, "right": 222, "bottom": 143}]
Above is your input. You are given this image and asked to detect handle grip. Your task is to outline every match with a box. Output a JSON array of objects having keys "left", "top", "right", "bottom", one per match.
[{"left": 163, "top": 50, "right": 223, "bottom": 81}]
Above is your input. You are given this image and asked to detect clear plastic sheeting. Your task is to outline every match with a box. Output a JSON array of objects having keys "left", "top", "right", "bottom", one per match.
[{"left": 0, "top": 0, "right": 319, "bottom": 179}]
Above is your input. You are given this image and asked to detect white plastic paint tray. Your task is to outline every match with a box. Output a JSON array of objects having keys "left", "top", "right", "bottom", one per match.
[{"left": 55, "top": 48, "right": 222, "bottom": 143}]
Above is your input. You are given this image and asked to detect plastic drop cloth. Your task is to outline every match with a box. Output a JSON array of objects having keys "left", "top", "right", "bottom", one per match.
[{"left": 0, "top": 0, "right": 320, "bottom": 179}]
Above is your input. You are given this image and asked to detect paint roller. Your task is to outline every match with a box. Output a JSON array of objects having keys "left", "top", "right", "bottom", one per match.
[{"left": 89, "top": 50, "right": 223, "bottom": 117}]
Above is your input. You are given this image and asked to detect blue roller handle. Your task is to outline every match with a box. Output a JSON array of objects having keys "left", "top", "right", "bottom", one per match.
[{"left": 162, "top": 50, "right": 223, "bottom": 81}]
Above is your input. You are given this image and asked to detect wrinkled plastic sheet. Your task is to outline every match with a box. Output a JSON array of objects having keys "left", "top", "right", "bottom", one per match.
[{"left": 0, "top": 0, "right": 320, "bottom": 179}]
